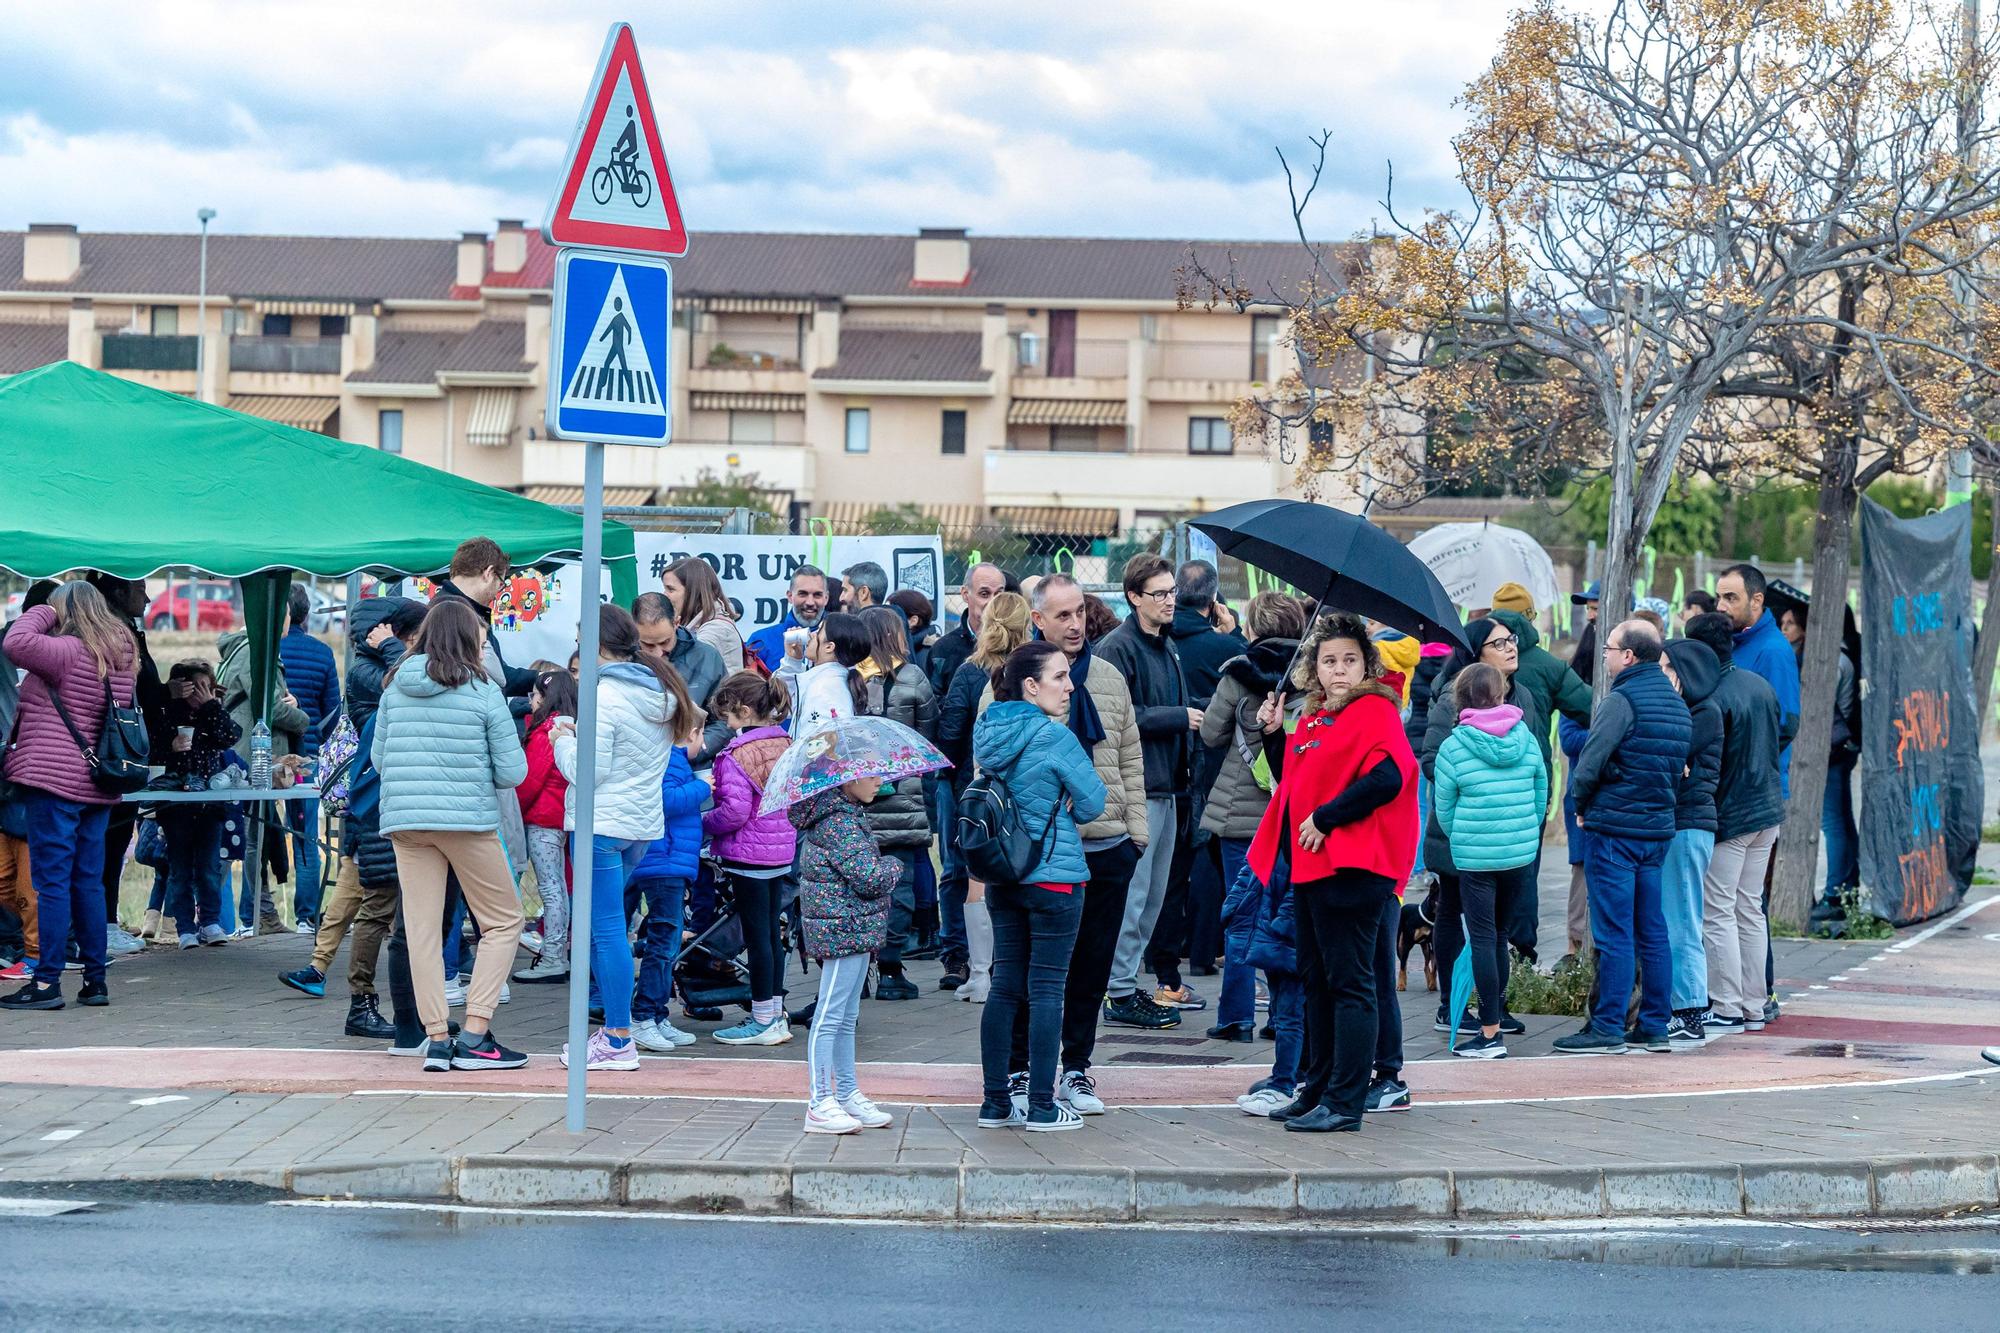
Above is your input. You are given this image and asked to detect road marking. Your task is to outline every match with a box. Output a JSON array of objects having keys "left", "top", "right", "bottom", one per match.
[
  {"left": 39, "top": 1130, "right": 81, "bottom": 1141},
  {"left": 1886, "top": 893, "right": 2000, "bottom": 953},
  {"left": 129, "top": 1095, "right": 188, "bottom": 1107},
  {"left": 0, "top": 1198, "right": 95, "bottom": 1217}
]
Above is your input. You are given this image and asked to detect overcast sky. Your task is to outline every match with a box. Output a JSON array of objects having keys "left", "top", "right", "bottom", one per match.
[{"left": 0, "top": 0, "right": 1519, "bottom": 242}]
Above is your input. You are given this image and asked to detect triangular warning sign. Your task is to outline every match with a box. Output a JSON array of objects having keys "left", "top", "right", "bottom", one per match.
[
  {"left": 559, "top": 267, "right": 666, "bottom": 415},
  {"left": 543, "top": 23, "right": 688, "bottom": 256}
]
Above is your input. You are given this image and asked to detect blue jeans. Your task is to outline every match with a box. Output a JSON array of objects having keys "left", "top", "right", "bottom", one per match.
[
  {"left": 442, "top": 894, "right": 468, "bottom": 976},
  {"left": 1663, "top": 829, "right": 1714, "bottom": 1011},
  {"left": 288, "top": 798, "right": 323, "bottom": 923},
  {"left": 1267, "top": 971, "right": 1304, "bottom": 1093},
  {"left": 26, "top": 792, "right": 110, "bottom": 987},
  {"left": 163, "top": 811, "right": 224, "bottom": 938},
  {"left": 807, "top": 953, "right": 870, "bottom": 1103},
  {"left": 1821, "top": 753, "right": 1859, "bottom": 899},
  {"left": 1584, "top": 832, "right": 1672, "bottom": 1038},
  {"left": 981, "top": 880, "right": 1086, "bottom": 1113},
  {"left": 588, "top": 835, "right": 644, "bottom": 1030},
  {"left": 1216, "top": 839, "right": 1258, "bottom": 1028},
  {"left": 630, "top": 875, "right": 687, "bottom": 1023}
]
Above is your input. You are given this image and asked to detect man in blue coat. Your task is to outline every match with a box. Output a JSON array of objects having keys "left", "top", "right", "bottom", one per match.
[
  {"left": 746, "top": 565, "right": 830, "bottom": 672},
  {"left": 1556, "top": 620, "right": 1690, "bottom": 1056},
  {"left": 278, "top": 585, "right": 341, "bottom": 931}
]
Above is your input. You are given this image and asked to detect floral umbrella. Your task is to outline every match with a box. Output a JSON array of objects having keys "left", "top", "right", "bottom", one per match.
[{"left": 756, "top": 714, "right": 951, "bottom": 815}]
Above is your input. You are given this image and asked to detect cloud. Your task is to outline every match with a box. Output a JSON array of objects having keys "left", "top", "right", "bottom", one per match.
[{"left": 0, "top": 0, "right": 1515, "bottom": 238}]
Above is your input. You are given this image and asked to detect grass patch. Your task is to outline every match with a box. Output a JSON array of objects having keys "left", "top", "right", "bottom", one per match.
[
  {"left": 1505, "top": 949, "right": 1594, "bottom": 1018},
  {"left": 1984, "top": 822, "right": 2000, "bottom": 843},
  {"left": 1833, "top": 887, "right": 1896, "bottom": 940},
  {"left": 1974, "top": 867, "right": 1998, "bottom": 886}
]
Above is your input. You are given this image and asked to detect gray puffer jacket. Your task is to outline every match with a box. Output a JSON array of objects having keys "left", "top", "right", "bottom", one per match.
[
  {"left": 859, "top": 661, "right": 937, "bottom": 849},
  {"left": 371, "top": 655, "right": 528, "bottom": 836},
  {"left": 1198, "top": 637, "right": 1295, "bottom": 841}
]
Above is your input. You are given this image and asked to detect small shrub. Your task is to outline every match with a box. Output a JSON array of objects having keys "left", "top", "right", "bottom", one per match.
[{"left": 1505, "top": 949, "right": 1594, "bottom": 1018}]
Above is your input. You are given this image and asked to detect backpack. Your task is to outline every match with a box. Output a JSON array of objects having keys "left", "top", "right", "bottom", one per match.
[
  {"left": 956, "top": 767, "right": 1060, "bottom": 886},
  {"left": 318, "top": 713, "right": 361, "bottom": 817}
]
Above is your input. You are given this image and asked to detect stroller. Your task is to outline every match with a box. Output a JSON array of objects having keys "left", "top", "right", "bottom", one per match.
[{"left": 672, "top": 856, "right": 804, "bottom": 1016}]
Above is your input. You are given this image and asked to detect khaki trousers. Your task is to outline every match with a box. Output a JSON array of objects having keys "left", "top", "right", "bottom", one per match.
[
  {"left": 389, "top": 829, "right": 522, "bottom": 1040},
  {"left": 0, "top": 833, "right": 36, "bottom": 960}
]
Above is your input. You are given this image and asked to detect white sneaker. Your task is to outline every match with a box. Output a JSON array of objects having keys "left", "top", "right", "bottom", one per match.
[
  {"left": 520, "top": 930, "right": 543, "bottom": 954},
  {"left": 454, "top": 971, "right": 472, "bottom": 988},
  {"left": 197, "top": 924, "right": 229, "bottom": 946},
  {"left": 1059, "top": 1070, "right": 1106, "bottom": 1116},
  {"left": 294, "top": 921, "right": 317, "bottom": 936},
  {"left": 444, "top": 983, "right": 466, "bottom": 1009},
  {"left": 653, "top": 1017, "right": 697, "bottom": 1047},
  {"left": 804, "top": 1098, "right": 863, "bottom": 1135},
  {"left": 497, "top": 982, "right": 511, "bottom": 1005},
  {"left": 631, "top": 1019, "right": 677, "bottom": 1053},
  {"left": 512, "top": 952, "right": 569, "bottom": 984},
  {"left": 177, "top": 933, "right": 199, "bottom": 951},
  {"left": 105, "top": 925, "right": 146, "bottom": 955},
  {"left": 840, "top": 1092, "right": 894, "bottom": 1129},
  {"left": 1237, "top": 1087, "right": 1296, "bottom": 1116}
]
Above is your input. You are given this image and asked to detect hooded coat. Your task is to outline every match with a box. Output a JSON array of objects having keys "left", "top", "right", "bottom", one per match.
[
  {"left": 1708, "top": 655, "right": 1788, "bottom": 843},
  {"left": 631, "top": 745, "right": 711, "bottom": 882},
  {"left": 370, "top": 654, "right": 528, "bottom": 836},
  {"left": 702, "top": 724, "right": 796, "bottom": 867},
  {"left": 553, "top": 662, "right": 675, "bottom": 841},
  {"left": 217, "top": 628, "right": 309, "bottom": 765},
  {"left": 791, "top": 787, "right": 903, "bottom": 960},
  {"left": 1487, "top": 610, "right": 1595, "bottom": 766},
  {"left": 1732, "top": 609, "right": 1802, "bottom": 798},
  {"left": 970, "top": 700, "right": 1108, "bottom": 885},
  {"left": 343, "top": 597, "right": 419, "bottom": 729},
  {"left": 1663, "top": 639, "right": 1724, "bottom": 834},
  {"left": 1167, "top": 605, "right": 1246, "bottom": 707},
  {"left": 1198, "top": 637, "right": 1296, "bottom": 840},
  {"left": 1432, "top": 702, "right": 1549, "bottom": 872},
  {"left": 1420, "top": 668, "right": 1546, "bottom": 875},
  {"left": 667, "top": 626, "right": 731, "bottom": 762}
]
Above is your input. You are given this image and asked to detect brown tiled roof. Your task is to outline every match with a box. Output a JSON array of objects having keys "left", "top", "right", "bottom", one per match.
[
  {"left": 347, "top": 330, "right": 456, "bottom": 385},
  {"left": 0, "top": 232, "right": 455, "bottom": 300},
  {"left": 813, "top": 329, "right": 988, "bottom": 382},
  {"left": 441, "top": 319, "right": 530, "bottom": 374},
  {"left": 0, "top": 322, "right": 66, "bottom": 373}
]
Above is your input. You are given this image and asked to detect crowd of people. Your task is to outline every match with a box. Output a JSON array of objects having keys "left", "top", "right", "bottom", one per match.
[{"left": 0, "top": 531, "right": 1851, "bottom": 1137}]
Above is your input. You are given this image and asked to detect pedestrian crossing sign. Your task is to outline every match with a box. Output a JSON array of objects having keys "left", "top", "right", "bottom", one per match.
[{"left": 546, "top": 247, "right": 672, "bottom": 446}]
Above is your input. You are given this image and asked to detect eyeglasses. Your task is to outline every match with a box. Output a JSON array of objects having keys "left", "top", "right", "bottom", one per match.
[
  {"left": 1134, "top": 588, "right": 1175, "bottom": 602},
  {"left": 1485, "top": 634, "right": 1518, "bottom": 650},
  {"left": 1603, "top": 642, "right": 1632, "bottom": 655}
]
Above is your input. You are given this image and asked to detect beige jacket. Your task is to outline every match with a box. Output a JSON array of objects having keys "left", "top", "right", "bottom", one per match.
[{"left": 978, "top": 654, "right": 1147, "bottom": 850}]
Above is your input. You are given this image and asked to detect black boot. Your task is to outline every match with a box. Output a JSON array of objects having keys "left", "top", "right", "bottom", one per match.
[{"left": 345, "top": 993, "right": 395, "bottom": 1040}]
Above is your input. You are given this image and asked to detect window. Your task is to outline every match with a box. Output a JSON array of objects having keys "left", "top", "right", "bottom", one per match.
[
  {"left": 150, "top": 305, "right": 179, "bottom": 335},
  {"left": 1052, "top": 425, "right": 1098, "bottom": 453},
  {"left": 262, "top": 313, "right": 293, "bottom": 336},
  {"left": 941, "top": 409, "right": 967, "bottom": 455},
  {"left": 1189, "top": 417, "right": 1233, "bottom": 455},
  {"left": 378, "top": 409, "right": 404, "bottom": 455},
  {"left": 222, "top": 308, "right": 244, "bottom": 336},
  {"left": 1251, "top": 314, "right": 1282, "bottom": 381},
  {"left": 319, "top": 314, "right": 349, "bottom": 337},
  {"left": 729, "top": 410, "right": 776, "bottom": 445},
  {"left": 1047, "top": 310, "right": 1077, "bottom": 377},
  {"left": 844, "top": 407, "right": 871, "bottom": 454}
]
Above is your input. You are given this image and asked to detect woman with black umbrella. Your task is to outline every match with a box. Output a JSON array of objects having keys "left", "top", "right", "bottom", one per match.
[{"left": 1246, "top": 613, "right": 1421, "bottom": 1133}]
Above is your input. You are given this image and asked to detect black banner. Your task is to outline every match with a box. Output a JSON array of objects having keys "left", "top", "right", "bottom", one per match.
[{"left": 1858, "top": 498, "right": 1981, "bottom": 924}]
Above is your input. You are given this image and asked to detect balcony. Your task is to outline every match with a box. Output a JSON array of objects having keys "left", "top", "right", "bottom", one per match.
[
  {"left": 229, "top": 335, "right": 341, "bottom": 374},
  {"left": 100, "top": 333, "right": 197, "bottom": 372},
  {"left": 985, "top": 446, "right": 1278, "bottom": 518},
  {"left": 524, "top": 437, "right": 816, "bottom": 503},
  {"left": 694, "top": 329, "right": 801, "bottom": 372},
  {"left": 1016, "top": 336, "right": 1129, "bottom": 382}
]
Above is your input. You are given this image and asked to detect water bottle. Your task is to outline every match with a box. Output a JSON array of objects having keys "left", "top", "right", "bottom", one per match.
[{"left": 250, "top": 721, "right": 272, "bottom": 789}]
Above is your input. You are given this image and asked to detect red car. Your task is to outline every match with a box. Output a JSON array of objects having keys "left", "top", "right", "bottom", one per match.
[{"left": 146, "top": 580, "right": 240, "bottom": 632}]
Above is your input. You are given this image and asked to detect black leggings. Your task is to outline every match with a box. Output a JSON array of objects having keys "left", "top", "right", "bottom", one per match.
[
  {"left": 1433, "top": 864, "right": 1532, "bottom": 1026},
  {"left": 1293, "top": 870, "right": 1391, "bottom": 1119},
  {"left": 728, "top": 870, "right": 788, "bottom": 1003}
]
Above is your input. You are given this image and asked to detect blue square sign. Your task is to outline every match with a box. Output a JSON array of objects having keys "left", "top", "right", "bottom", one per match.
[{"left": 547, "top": 247, "right": 673, "bottom": 446}]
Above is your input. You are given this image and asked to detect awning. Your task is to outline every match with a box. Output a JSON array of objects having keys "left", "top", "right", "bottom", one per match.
[
  {"left": 1006, "top": 398, "right": 1126, "bottom": 427},
  {"left": 675, "top": 296, "right": 817, "bottom": 314},
  {"left": 466, "top": 387, "right": 517, "bottom": 447},
  {"left": 689, "top": 391, "right": 807, "bottom": 413},
  {"left": 818, "top": 501, "right": 987, "bottom": 529},
  {"left": 520, "top": 484, "right": 657, "bottom": 507},
  {"left": 992, "top": 505, "right": 1120, "bottom": 537},
  {"left": 225, "top": 394, "right": 339, "bottom": 432},
  {"left": 252, "top": 299, "right": 357, "bottom": 317}
]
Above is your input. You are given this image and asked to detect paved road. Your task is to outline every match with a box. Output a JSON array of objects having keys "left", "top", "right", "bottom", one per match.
[{"left": 2, "top": 1197, "right": 1996, "bottom": 1331}]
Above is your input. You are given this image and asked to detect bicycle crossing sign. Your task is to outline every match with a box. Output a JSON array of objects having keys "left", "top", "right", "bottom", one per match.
[
  {"left": 542, "top": 22, "right": 688, "bottom": 256},
  {"left": 546, "top": 248, "right": 672, "bottom": 446}
]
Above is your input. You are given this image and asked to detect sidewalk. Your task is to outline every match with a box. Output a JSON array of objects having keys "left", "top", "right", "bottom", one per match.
[{"left": 2, "top": 870, "right": 1997, "bottom": 1223}]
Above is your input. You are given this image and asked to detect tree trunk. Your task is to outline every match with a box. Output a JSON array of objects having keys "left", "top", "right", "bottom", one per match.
[
  {"left": 1973, "top": 474, "right": 2000, "bottom": 733},
  {"left": 1770, "top": 462, "right": 1854, "bottom": 929}
]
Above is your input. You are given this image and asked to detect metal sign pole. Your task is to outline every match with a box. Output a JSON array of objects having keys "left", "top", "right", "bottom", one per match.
[{"left": 565, "top": 441, "right": 605, "bottom": 1132}]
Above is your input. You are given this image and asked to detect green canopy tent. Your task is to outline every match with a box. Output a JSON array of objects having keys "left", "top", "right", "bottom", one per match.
[{"left": 0, "top": 360, "right": 637, "bottom": 904}]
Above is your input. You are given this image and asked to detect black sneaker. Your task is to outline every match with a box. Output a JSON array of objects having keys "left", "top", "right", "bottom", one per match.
[
  {"left": 422, "top": 1037, "right": 455, "bottom": 1072},
  {"left": 938, "top": 968, "right": 967, "bottom": 992},
  {"left": 1103, "top": 992, "right": 1179, "bottom": 1029},
  {"left": 1624, "top": 1028, "right": 1671, "bottom": 1054},
  {"left": 1704, "top": 1013, "right": 1746, "bottom": 1037},
  {"left": 345, "top": 995, "right": 396, "bottom": 1040},
  {"left": 1453, "top": 1032, "right": 1507, "bottom": 1059},
  {"left": 77, "top": 980, "right": 108, "bottom": 1008},
  {"left": 1667, "top": 1011, "right": 1706, "bottom": 1049},
  {"left": 1364, "top": 1078, "right": 1411, "bottom": 1113},
  {"left": 1497, "top": 1012, "right": 1526, "bottom": 1036},
  {"left": 451, "top": 1031, "right": 529, "bottom": 1071},
  {"left": 1552, "top": 1026, "right": 1628, "bottom": 1055},
  {"left": 976, "top": 1100, "right": 1024, "bottom": 1129},
  {"left": 1762, "top": 996, "right": 1782, "bottom": 1024},
  {"left": 875, "top": 972, "right": 919, "bottom": 1001},
  {"left": 280, "top": 966, "right": 326, "bottom": 998},
  {"left": 1024, "top": 1102, "right": 1084, "bottom": 1133},
  {"left": 1205, "top": 1021, "right": 1256, "bottom": 1042},
  {"left": 1432, "top": 1010, "right": 1481, "bottom": 1034},
  {"left": 0, "top": 980, "right": 63, "bottom": 1010}
]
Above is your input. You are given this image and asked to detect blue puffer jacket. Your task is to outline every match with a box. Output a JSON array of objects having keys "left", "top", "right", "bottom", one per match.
[
  {"left": 1244, "top": 853, "right": 1297, "bottom": 978},
  {"left": 1570, "top": 661, "right": 1690, "bottom": 841},
  {"left": 1434, "top": 704, "right": 1549, "bottom": 872},
  {"left": 278, "top": 625, "right": 342, "bottom": 752},
  {"left": 631, "top": 746, "right": 711, "bottom": 883},
  {"left": 1733, "top": 610, "right": 1800, "bottom": 797},
  {"left": 970, "top": 701, "right": 1107, "bottom": 886},
  {"left": 370, "top": 654, "right": 528, "bottom": 836}
]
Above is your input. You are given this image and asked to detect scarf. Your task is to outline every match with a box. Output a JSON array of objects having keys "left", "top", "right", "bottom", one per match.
[{"left": 1066, "top": 638, "right": 1107, "bottom": 751}]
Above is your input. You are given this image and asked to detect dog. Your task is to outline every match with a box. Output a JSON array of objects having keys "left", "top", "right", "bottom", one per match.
[{"left": 1397, "top": 880, "right": 1438, "bottom": 992}]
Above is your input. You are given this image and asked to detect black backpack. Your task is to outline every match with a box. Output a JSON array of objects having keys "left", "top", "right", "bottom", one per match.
[
  {"left": 956, "top": 767, "right": 1060, "bottom": 886},
  {"left": 50, "top": 677, "right": 152, "bottom": 796}
]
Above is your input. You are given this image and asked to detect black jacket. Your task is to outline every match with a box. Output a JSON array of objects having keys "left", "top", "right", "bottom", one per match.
[
  {"left": 1166, "top": 606, "right": 1246, "bottom": 707},
  {"left": 344, "top": 597, "right": 417, "bottom": 730},
  {"left": 938, "top": 657, "right": 989, "bottom": 790},
  {"left": 435, "top": 579, "right": 537, "bottom": 697},
  {"left": 927, "top": 622, "right": 976, "bottom": 696},
  {"left": 1664, "top": 640, "right": 1723, "bottom": 834},
  {"left": 1571, "top": 661, "right": 1690, "bottom": 841},
  {"left": 1710, "top": 661, "right": 1787, "bottom": 843},
  {"left": 1404, "top": 651, "right": 1448, "bottom": 756},
  {"left": 1097, "top": 616, "right": 1192, "bottom": 797},
  {"left": 1830, "top": 650, "right": 1860, "bottom": 758}
]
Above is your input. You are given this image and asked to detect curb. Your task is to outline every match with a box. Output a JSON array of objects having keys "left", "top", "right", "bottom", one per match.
[{"left": 267, "top": 1151, "right": 2000, "bottom": 1224}]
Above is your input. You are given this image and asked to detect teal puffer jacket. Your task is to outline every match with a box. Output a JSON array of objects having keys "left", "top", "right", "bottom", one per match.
[
  {"left": 1432, "top": 704, "right": 1548, "bottom": 873},
  {"left": 371, "top": 654, "right": 528, "bottom": 836},
  {"left": 970, "top": 701, "right": 1107, "bottom": 885}
]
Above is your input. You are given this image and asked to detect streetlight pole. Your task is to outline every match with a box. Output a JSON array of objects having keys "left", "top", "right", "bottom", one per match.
[{"left": 195, "top": 207, "right": 216, "bottom": 405}]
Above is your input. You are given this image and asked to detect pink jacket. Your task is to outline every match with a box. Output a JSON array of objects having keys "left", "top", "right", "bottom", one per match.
[
  {"left": 2, "top": 604, "right": 138, "bottom": 806},
  {"left": 700, "top": 725, "right": 795, "bottom": 868}
]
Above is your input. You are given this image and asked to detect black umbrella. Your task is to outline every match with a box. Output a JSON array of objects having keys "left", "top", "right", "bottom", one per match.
[
  {"left": 1191, "top": 499, "right": 1469, "bottom": 653},
  {"left": 1764, "top": 578, "right": 1860, "bottom": 664}
]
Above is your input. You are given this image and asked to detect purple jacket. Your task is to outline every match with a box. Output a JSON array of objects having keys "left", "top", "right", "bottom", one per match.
[
  {"left": 700, "top": 725, "right": 795, "bottom": 868},
  {"left": 2, "top": 605, "right": 138, "bottom": 806}
]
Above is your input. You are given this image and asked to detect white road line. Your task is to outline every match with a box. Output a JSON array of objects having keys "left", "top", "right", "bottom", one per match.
[
  {"left": 1885, "top": 893, "right": 2000, "bottom": 953},
  {"left": 0, "top": 1198, "right": 95, "bottom": 1217},
  {"left": 129, "top": 1095, "right": 188, "bottom": 1107},
  {"left": 38, "top": 1129, "right": 81, "bottom": 1142}
]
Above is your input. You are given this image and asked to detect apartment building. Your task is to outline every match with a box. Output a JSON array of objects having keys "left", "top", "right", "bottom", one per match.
[{"left": 0, "top": 220, "right": 1358, "bottom": 538}]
